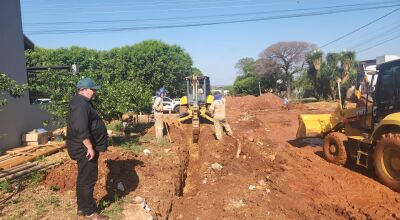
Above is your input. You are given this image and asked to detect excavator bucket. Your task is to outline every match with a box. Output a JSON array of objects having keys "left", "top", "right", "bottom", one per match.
[{"left": 296, "top": 113, "right": 341, "bottom": 138}]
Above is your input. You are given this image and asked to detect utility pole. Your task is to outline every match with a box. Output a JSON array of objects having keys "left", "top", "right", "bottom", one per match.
[{"left": 258, "top": 81, "right": 262, "bottom": 96}]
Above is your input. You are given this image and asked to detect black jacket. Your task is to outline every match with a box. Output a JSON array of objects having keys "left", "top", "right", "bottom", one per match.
[{"left": 66, "top": 94, "right": 108, "bottom": 160}]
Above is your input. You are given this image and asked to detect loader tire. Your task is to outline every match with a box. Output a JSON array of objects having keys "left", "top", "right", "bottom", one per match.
[
  {"left": 323, "top": 132, "right": 349, "bottom": 166},
  {"left": 373, "top": 133, "right": 400, "bottom": 192}
]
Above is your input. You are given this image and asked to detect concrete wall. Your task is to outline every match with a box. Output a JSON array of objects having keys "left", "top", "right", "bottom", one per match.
[{"left": 0, "top": 0, "right": 49, "bottom": 149}]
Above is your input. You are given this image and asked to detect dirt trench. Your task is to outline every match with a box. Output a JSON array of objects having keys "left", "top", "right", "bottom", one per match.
[{"left": 2, "top": 94, "right": 399, "bottom": 219}]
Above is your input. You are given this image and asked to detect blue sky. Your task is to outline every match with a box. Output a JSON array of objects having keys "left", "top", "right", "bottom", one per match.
[{"left": 21, "top": 0, "right": 400, "bottom": 85}]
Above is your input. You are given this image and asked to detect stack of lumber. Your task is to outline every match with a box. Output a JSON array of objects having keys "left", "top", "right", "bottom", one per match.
[{"left": 0, "top": 142, "right": 65, "bottom": 169}]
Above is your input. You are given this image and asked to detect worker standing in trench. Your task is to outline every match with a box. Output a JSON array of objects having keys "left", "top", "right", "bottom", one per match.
[
  {"left": 209, "top": 91, "right": 233, "bottom": 140},
  {"left": 66, "top": 78, "right": 109, "bottom": 220},
  {"left": 153, "top": 88, "right": 166, "bottom": 140}
]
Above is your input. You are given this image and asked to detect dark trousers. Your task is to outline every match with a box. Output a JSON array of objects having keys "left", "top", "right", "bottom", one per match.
[{"left": 76, "top": 154, "right": 99, "bottom": 216}]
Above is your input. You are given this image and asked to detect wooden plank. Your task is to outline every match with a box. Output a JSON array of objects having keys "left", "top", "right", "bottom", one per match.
[{"left": 0, "top": 142, "right": 65, "bottom": 169}]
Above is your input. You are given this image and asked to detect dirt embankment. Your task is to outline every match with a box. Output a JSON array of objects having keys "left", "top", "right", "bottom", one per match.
[
  {"left": 2, "top": 93, "right": 398, "bottom": 220},
  {"left": 43, "top": 122, "right": 191, "bottom": 219},
  {"left": 169, "top": 94, "right": 399, "bottom": 219}
]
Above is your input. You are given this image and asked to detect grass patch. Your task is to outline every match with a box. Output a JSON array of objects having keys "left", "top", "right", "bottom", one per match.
[
  {"left": 50, "top": 185, "right": 60, "bottom": 192},
  {"left": 28, "top": 171, "right": 44, "bottom": 187},
  {"left": 35, "top": 199, "right": 46, "bottom": 218},
  {"left": 111, "top": 136, "right": 142, "bottom": 153},
  {"left": 100, "top": 196, "right": 123, "bottom": 219},
  {"left": 125, "top": 123, "right": 153, "bottom": 134},
  {"left": 46, "top": 195, "right": 60, "bottom": 208},
  {"left": 120, "top": 137, "right": 142, "bottom": 153},
  {"left": 34, "top": 155, "right": 46, "bottom": 162},
  {"left": 11, "top": 197, "right": 20, "bottom": 204},
  {"left": 156, "top": 137, "right": 170, "bottom": 147},
  {"left": 107, "top": 120, "right": 123, "bottom": 133},
  {"left": 0, "top": 180, "right": 12, "bottom": 192}
]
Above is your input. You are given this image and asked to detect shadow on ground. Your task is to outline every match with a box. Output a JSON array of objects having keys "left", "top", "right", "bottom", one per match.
[
  {"left": 99, "top": 159, "right": 144, "bottom": 208},
  {"left": 287, "top": 138, "right": 323, "bottom": 148}
]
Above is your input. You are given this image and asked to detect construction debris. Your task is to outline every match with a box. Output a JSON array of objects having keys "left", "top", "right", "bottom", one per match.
[
  {"left": 0, "top": 142, "right": 65, "bottom": 169},
  {"left": 211, "top": 162, "right": 223, "bottom": 170},
  {"left": 22, "top": 128, "right": 50, "bottom": 146},
  {"left": 0, "top": 161, "right": 60, "bottom": 182}
]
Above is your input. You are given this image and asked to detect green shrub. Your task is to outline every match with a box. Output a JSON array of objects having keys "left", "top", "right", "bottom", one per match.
[
  {"left": 106, "top": 120, "right": 123, "bottom": 132},
  {"left": 0, "top": 180, "right": 12, "bottom": 192}
]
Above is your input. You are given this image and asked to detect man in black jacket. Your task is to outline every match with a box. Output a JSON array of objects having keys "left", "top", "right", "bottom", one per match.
[{"left": 67, "top": 78, "right": 108, "bottom": 220}]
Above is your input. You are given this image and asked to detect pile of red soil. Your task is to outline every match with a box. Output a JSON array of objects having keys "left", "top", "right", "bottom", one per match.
[
  {"left": 226, "top": 93, "right": 283, "bottom": 111},
  {"left": 226, "top": 93, "right": 307, "bottom": 111},
  {"left": 43, "top": 148, "right": 142, "bottom": 201}
]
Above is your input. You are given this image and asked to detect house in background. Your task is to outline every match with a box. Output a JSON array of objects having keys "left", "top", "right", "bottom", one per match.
[{"left": 0, "top": 0, "right": 49, "bottom": 149}]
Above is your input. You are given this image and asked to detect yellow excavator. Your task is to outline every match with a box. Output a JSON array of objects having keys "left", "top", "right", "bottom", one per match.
[
  {"left": 297, "top": 58, "right": 400, "bottom": 192},
  {"left": 178, "top": 75, "right": 214, "bottom": 143}
]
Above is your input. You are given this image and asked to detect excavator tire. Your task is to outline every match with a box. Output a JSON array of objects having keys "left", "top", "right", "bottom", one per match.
[
  {"left": 179, "top": 105, "right": 188, "bottom": 115},
  {"left": 373, "top": 133, "right": 400, "bottom": 192},
  {"left": 323, "top": 132, "right": 349, "bottom": 166}
]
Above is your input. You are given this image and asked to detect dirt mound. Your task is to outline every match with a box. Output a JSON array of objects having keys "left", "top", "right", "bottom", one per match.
[
  {"left": 227, "top": 93, "right": 283, "bottom": 111},
  {"left": 43, "top": 148, "right": 142, "bottom": 200}
]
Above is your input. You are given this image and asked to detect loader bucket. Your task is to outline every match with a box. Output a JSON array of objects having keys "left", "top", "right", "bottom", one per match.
[{"left": 296, "top": 113, "right": 341, "bottom": 138}]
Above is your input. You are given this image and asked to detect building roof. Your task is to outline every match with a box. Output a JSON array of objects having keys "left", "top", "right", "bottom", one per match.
[{"left": 23, "top": 35, "right": 34, "bottom": 50}]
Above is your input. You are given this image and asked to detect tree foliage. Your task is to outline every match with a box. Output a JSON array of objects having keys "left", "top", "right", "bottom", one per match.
[
  {"left": 191, "top": 67, "right": 203, "bottom": 76},
  {"left": 25, "top": 40, "right": 195, "bottom": 124},
  {"left": 260, "top": 41, "right": 317, "bottom": 97},
  {"left": 0, "top": 73, "right": 26, "bottom": 108},
  {"left": 297, "top": 50, "right": 358, "bottom": 100},
  {"left": 235, "top": 57, "right": 256, "bottom": 75},
  {"left": 232, "top": 56, "right": 284, "bottom": 96},
  {"left": 231, "top": 75, "right": 259, "bottom": 96}
]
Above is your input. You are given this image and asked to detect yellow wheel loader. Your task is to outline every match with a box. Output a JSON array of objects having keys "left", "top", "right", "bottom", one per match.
[
  {"left": 297, "top": 58, "right": 400, "bottom": 192},
  {"left": 178, "top": 75, "right": 214, "bottom": 143}
]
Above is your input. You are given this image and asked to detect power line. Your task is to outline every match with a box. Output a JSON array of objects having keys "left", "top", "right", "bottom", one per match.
[
  {"left": 22, "top": 0, "right": 262, "bottom": 11},
  {"left": 24, "top": 1, "right": 395, "bottom": 27},
  {"left": 22, "top": 0, "right": 399, "bottom": 16},
  {"left": 356, "top": 33, "right": 400, "bottom": 53},
  {"left": 349, "top": 24, "right": 400, "bottom": 50},
  {"left": 22, "top": 1, "right": 297, "bottom": 15},
  {"left": 25, "top": 3, "right": 400, "bottom": 35},
  {"left": 331, "top": 19, "right": 400, "bottom": 50},
  {"left": 21, "top": 0, "right": 263, "bottom": 9},
  {"left": 319, "top": 7, "right": 400, "bottom": 48}
]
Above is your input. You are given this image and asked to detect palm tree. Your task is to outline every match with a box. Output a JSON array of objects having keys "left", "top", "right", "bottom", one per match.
[
  {"left": 306, "top": 50, "right": 323, "bottom": 97},
  {"left": 340, "top": 51, "right": 355, "bottom": 84}
]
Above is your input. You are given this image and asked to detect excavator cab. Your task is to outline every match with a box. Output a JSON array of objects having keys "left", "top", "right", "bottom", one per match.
[
  {"left": 178, "top": 75, "right": 214, "bottom": 143},
  {"left": 185, "top": 75, "right": 211, "bottom": 107}
]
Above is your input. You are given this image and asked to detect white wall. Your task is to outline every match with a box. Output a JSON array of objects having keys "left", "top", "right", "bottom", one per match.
[{"left": 0, "top": 0, "right": 49, "bottom": 149}]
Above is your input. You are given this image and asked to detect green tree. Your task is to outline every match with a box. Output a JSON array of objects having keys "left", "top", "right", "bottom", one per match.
[
  {"left": 25, "top": 40, "right": 194, "bottom": 124},
  {"left": 191, "top": 67, "right": 203, "bottom": 76},
  {"left": 231, "top": 75, "right": 259, "bottom": 96},
  {"left": 96, "top": 80, "right": 152, "bottom": 121},
  {"left": 27, "top": 69, "right": 78, "bottom": 126},
  {"left": 0, "top": 73, "right": 26, "bottom": 108},
  {"left": 253, "top": 58, "right": 285, "bottom": 93},
  {"left": 105, "top": 40, "right": 193, "bottom": 98},
  {"left": 235, "top": 57, "right": 256, "bottom": 75},
  {"left": 302, "top": 51, "right": 357, "bottom": 100},
  {"left": 305, "top": 50, "right": 323, "bottom": 98}
]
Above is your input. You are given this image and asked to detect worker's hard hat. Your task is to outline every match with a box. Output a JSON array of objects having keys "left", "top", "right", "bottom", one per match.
[
  {"left": 158, "top": 87, "right": 166, "bottom": 94},
  {"left": 214, "top": 93, "right": 222, "bottom": 100}
]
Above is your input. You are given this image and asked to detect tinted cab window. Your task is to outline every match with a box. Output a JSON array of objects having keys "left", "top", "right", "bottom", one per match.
[{"left": 376, "top": 60, "right": 400, "bottom": 120}]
